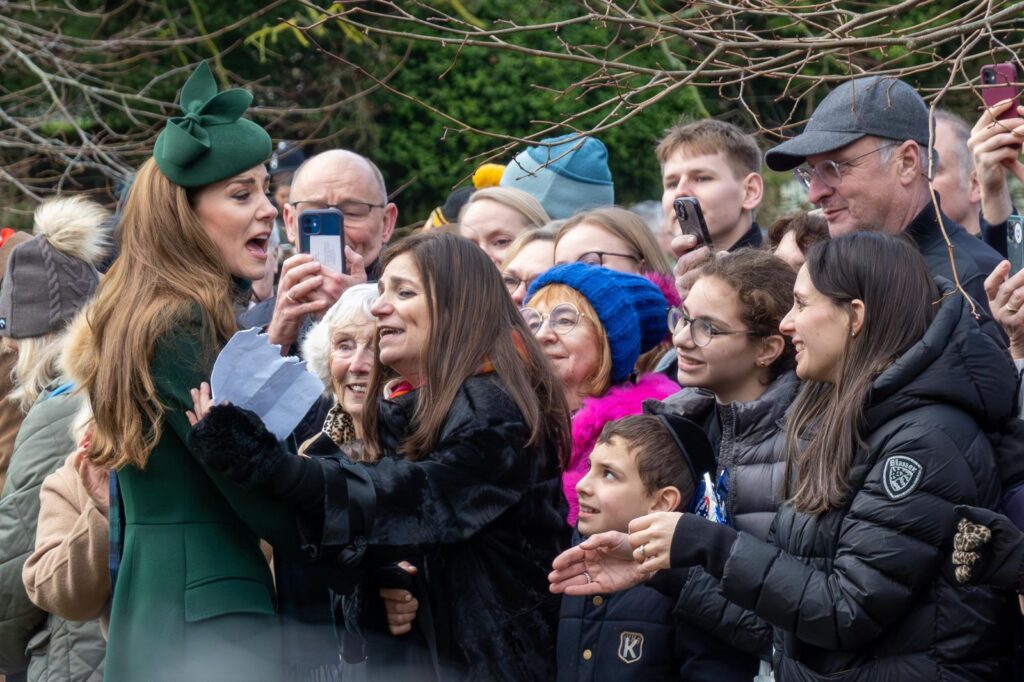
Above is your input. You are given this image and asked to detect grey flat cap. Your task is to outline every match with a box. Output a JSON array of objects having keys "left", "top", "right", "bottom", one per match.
[{"left": 765, "top": 76, "right": 931, "bottom": 171}]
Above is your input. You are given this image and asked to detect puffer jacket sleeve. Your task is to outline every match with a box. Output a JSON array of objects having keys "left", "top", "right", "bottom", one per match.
[
  {"left": 22, "top": 453, "right": 110, "bottom": 623},
  {"left": 719, "top": 420, "right": 983, "bottom": 651},
  {"left": 674, "top": 566, "right": 772, "bottom": 659}
]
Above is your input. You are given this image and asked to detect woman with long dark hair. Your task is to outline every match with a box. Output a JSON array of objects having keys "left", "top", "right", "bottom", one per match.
[
  {"left": 551, "top": 232, "right": 1018, "bottom": 680},
  {"left": 190, "top": 231, "right": 572, "bottom": 680}
]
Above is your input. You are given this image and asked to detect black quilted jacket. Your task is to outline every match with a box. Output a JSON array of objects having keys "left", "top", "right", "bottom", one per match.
[{"left": 714, "top": 287, "right": 1018, "bottom": 681}]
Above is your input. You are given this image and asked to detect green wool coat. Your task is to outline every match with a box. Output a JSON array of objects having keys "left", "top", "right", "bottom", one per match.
[{"left": 103, "top": 310, "right": 301, "bottom": 682}]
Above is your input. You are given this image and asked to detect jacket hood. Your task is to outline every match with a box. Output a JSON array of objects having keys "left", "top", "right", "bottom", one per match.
[{"left": 866, "top": 281, "right": 1015, "bottom": 432}]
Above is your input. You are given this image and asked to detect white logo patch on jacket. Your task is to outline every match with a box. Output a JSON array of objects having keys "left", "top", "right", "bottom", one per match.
[
  {"left": 882, "top": 455, "right": 924, "bottom": 500},
  {"left": 618, "top": 631, "right": 643, "bottom": 664}
]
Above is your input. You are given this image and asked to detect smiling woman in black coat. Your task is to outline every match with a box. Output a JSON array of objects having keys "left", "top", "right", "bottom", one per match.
[
  {"left": 190, "top": 232, "right": 572, "bottom": 681},
  {"left": 551, "top": 233, "right": 1019, "bottom": 681}
]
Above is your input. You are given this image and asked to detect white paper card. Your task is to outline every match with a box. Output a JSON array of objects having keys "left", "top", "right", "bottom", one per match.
[
  {"left": 309, "top": 234, "right": 344, "bottom": 273},
  {"left": 210, "top": 328, "right": 325, "bottom": 440}
]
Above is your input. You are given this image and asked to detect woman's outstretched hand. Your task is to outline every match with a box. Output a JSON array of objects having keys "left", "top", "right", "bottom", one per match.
[
  {"left": 548, "top": 531, "right": 646, "bottom": 596},
  {"left": 186, "top": 381, "right": 219, "bottom": 426},
  {"left": 627, "top": 511, "right": 682, "bottom": 574}
]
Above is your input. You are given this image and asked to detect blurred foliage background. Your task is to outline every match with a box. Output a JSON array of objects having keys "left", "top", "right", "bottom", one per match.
[{"left": 2, "top": 0, "right": 1021, "bottom": 230}]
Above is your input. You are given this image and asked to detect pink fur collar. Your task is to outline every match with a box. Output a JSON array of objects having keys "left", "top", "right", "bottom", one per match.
[{"left": 563, "top": 372, "right": 679, "bottom": 524}]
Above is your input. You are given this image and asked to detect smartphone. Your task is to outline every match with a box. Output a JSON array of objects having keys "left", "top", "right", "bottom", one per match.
[
  {"left": 298, "top": 208, "right": 346, "bottom": 274},
  {"left": 673, "top": 197, "right": 713, "bottom": 251},
  {"left": 980, "top": 63, "right": 1019, "bottom": 120},
  {"left": 1008, "top": 214, "right": 1024, "bottom": 275}
]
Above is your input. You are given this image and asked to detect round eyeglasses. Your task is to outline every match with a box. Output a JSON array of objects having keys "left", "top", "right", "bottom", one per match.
[
  {"left": 792, "top": 143, "right": 898, "bottom": 191},
  {"left": 521, "top": 303, "right": 587, "bottom": 336},
  {"left": 667, "top": 306, "right": 760, "bottom": 347}
]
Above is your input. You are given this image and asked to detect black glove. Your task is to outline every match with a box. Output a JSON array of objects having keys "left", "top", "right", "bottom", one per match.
[
  {"left": 189, "top": 403, "right": 287, "bottom": 489},
  {"left": 953, "top": 505, "right": 1024, "bottom": 593}
]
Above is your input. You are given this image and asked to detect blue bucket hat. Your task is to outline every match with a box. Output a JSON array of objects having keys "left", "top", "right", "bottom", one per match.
[
  {"left": 526, "top": 263, "right": 668, "bottom": 383},
  {"left": 500, "top": 134, "right": 614, "bottom": 219}
]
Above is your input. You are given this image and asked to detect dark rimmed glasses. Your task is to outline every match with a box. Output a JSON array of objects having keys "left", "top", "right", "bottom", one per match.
[
  {"left": 792, "top": 143, "right": 898, "bottom": 191},
  {"left": 503, "top": 274, "right": 536, "bottom": 295},
  {"left": 668, "top": 306, "right": 760, "bottom": 347},
  {"left": 520, "top": 303, "right": 587, "bottom": 336},
  {"left": 575, "top": 251, "right": 641, "bottom": 267},
  {"left": 291, "top": 200, "right": 385, "bottom": 220}
]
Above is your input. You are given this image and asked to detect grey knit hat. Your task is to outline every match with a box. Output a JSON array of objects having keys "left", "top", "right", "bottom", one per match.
[{"left": 0, "top": 196, "right": 109, "bottom": 338}]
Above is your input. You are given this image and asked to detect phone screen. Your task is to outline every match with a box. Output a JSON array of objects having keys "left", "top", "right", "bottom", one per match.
[
  {"left": 299, "top": 208, "right": 346, "bottom": 274},
  {"left": 1008, "top": 214, "right": 1024, "bottom": 275}
]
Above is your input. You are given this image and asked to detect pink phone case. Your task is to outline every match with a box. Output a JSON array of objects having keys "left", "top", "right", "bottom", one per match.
[{"left": 981, "top": 63, "right": 1019, "bottom": 120}]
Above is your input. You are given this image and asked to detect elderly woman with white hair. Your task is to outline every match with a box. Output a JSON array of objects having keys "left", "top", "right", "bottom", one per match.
[{"left": 300, "top": 282, "right": 379, "bottom": 457}]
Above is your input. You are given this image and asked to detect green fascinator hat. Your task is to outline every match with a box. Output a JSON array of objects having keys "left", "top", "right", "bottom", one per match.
[{"left": 154, "top": 62, "right": 272, "bottom": 188}]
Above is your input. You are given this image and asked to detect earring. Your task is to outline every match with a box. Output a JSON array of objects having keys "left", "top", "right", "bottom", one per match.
[
  {"left": 850, "top": 330, "right": 858, "bottom": 338},
  {"left": 757, "top": 360, "right": 767, "bottom": 368}
]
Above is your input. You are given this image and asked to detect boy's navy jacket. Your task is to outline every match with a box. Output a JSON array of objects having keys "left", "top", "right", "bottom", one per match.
[
  {"left": 557, "top": 583, "right": 682, "bottom": 681},
  {"left": 557, "top": 533, "right": 758, "bottom": 681}
]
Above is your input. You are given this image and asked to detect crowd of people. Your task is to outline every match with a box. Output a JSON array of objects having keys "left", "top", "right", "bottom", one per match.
[{"left": 2, "top": 60, "right": 1024, "bottom": 682}]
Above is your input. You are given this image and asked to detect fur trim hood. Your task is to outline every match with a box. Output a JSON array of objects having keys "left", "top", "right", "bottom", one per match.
[{"left": 563, "top": 372, "right": 679, "bottom": 525}]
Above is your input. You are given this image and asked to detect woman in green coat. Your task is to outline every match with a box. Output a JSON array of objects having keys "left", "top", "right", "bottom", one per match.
[{"left": 65, "top": 63, "right": 302, "bottom": 681}]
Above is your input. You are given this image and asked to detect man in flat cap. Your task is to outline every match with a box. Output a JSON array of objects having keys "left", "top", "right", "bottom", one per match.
[{"left": 766, "top": 75, "right": 1002, "bottom": 314}]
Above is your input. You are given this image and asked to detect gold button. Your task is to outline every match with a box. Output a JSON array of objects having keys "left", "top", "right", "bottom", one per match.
[
  {"left": 582, "top": 649, "right": 592, "bottom": 661},
  {"left": 592, "top": 596, "right": 604, "bottom": 606}
]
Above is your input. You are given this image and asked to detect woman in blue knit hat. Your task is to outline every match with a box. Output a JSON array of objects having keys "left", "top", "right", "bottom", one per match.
[
  {"left": 523, "top": 264, "right": 679, "bottom": 525},
  {"left": 63, "top": 63, "right": 298, "bottom": 681}
]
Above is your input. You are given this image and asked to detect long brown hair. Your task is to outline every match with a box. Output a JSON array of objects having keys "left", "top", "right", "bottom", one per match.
[
  {"left": 67, "top": 158, "right": 238, "bottom": 469},
  {"left": 361, "top": 232, "right": 572, "bottom": 466},
  {"left": 784, "top": 233, "right": 937, "bottom": 514}
]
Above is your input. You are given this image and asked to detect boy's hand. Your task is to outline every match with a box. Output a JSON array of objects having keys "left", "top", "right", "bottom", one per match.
[
  {"left": 380, "top": 561, "right": 418, "bottom": 635},
  {"left": 548, "top": 531, "right": 645, "bottom": 596},
  {"left": 670, "top": 234, "right": 712, "bottom": 301},
  {"left": 628, "top": 511, "right": 682, "bottom": 574}
]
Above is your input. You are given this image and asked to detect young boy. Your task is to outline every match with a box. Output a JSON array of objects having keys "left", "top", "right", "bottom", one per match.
[{"left": 557, "top": 413, "right": 758, "bottom": 681}]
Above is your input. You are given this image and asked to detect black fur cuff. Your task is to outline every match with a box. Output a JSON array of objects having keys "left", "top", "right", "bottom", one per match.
[{"left": 189, "top": 403, "right": 286, "bottom": 490}]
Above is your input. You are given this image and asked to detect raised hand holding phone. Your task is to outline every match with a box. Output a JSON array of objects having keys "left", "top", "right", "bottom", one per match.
[
  {"left": 299, "top": 208, "right": 346, "bottom": 274},
  {"left": 670, "top": 197, "right": 714, "bottom": 300}
]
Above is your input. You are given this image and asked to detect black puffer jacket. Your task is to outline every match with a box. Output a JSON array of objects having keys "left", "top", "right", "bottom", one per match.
[
  {"left": 647, "top": 372, "right": 799, "bottom": 663},
  {"left": 697, "top": 287, "right": 1018, "bottom": 681}
]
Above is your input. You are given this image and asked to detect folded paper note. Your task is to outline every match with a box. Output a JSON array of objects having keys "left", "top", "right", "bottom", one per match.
[{"left": 210, "top": 328, "right": 324, "bottom": 440}]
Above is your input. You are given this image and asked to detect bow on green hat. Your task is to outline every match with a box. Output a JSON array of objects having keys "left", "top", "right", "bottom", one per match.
[{"left": 154, "top": 62, "right": 272, "bottom": 188}]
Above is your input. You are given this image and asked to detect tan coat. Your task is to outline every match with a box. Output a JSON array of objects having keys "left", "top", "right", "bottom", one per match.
[{"left": 22, "top": 453, "right": 110, "bottom": 633}]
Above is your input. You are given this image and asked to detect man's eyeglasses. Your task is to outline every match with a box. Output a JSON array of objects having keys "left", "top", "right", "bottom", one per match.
[
  {"left": 792, "top": 143, "right": 898, "bottom": 191},
  {"left": 502, "top": 274, "right": 535, "bottom": 294},
  {"left": 291, "top": 200, "right": 385, "bottom": 220},
  {"left": 520, "top": 303, "right": 587, "bottom": 336},
  {"left": 667, "top": 307, "right": 760, "bottom": 348},
  {"left": 575, "top": 251, "right": 641, "bottom": 267}
]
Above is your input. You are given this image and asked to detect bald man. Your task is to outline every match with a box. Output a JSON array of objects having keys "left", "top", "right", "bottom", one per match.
[{"left": 241, "top": 149, "right": 399, "bottom": 351}]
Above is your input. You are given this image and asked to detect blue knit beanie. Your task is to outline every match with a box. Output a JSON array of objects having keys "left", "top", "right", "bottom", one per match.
[
  {"left": 526, "top": 263, "right": 668, "bottom": 384},
  {"left": 500, "top": 134, "right": 614, "bottom": 220}
]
